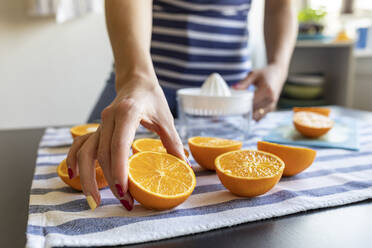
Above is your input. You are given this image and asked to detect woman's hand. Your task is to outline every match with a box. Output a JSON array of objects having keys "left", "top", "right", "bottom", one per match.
[
  {"left": 66, "top": 74, "right": 188, "bottom": 211},
  {"left": 233, "top": 64, "right": 287, "bottom": 120}
]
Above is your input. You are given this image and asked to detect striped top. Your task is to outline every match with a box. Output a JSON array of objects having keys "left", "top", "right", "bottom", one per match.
[{"left": 151, "top": 0, "right": 252, "bottom": 108}]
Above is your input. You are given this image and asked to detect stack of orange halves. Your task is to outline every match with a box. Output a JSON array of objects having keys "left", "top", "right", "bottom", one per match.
[{"left": 58, "top": 107, "right": 331, "bottom": 210}]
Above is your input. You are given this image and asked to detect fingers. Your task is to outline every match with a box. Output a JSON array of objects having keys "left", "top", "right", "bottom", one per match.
[
  {"left": 141, "top": 113, "right": 190, "bottom": 166},
  {"left": 233, "top": 71, "right": 257, "bottom": 90},
  {"left": 66, "top": 134, "right": 90, "bottom": 178},
  {"left": 253, "top": 80, "right": 275, "bottom": 108},
  {"left": 159, "top": 123, "right": 190, "bottom": 165},
  {"left": 98, "top": 107, "right": 115, "bottom": 171},
  {"left": 76, "top": 131, "right": 101, "bottom": 210},
  {"left": 110, "top": 100, "right": 138, "bottom": 210},
  {"left": 242, "top": 72, "right": 276, "bottom": 121},
  {"left": 252, "top": 82, "right": 276, "bottom": 121},
  {"left": 253, "top": 102, "right": 276, "bottom": 121},
  {"left": 97, "top": 106, "right": 118, "bottom": 199}
]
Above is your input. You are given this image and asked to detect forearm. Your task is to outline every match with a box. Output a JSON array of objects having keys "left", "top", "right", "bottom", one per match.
[
  {"left": 264, "top": 0, "right": 297, "bottom": 73},
  {"left": 105, "top": 0, "right": 155, "bottom": 91}
]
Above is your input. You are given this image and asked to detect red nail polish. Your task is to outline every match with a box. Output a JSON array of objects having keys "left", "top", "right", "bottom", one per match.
[
  {"left": 120, "top": 199, "right": 133, "bottom": 211},
  {"left": 121, "top": 192, "right": 134, "bottom": 211},
  {"left": 68, "top": 168, "right": 74, "bottom": 179},
  {"left": 115, "top": 184, "right": 124, "bottom": 197}
]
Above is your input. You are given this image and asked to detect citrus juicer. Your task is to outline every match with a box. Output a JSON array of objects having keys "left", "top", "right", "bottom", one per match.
[{"left": 177, "top": 73, "right": 253, "bottom": 141}]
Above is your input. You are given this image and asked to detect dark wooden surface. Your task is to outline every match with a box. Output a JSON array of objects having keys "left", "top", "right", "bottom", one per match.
[
  {"left": 1, "top": 106, "right": 372, "bottom": 247},
  {"left": 0, "top": 128, "right": 44, "bottom": 247}
]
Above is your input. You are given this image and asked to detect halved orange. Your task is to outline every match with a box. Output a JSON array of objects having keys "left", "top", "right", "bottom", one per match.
[
  {"left": 188, "top": 137, "right": 242, "bottom": 170},
  {"left": 57, "top": 159, "right": 108, "bottom": 191},
  {"left": 257, "top": 141, "right": 316, "bottom": 176},
  {"left": 70, "top": 123, "right": 100, "bottom": 138},
  {"left": 293, "top": 107, "right": 331, "bottom": 117},
  {"left": 293, "top": 111, "right": 333, "bottom": 138},
  {"left": 215, "top": 150, "right": 284, "bottom": 197},
  {"left": 132, "top": 138, "right": 189, "bottom": 157},
  {"left": 128, "top": 151, "right": 196, "bottom": 210}
]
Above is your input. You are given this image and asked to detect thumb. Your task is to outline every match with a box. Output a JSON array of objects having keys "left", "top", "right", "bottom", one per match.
[{"left": 233, "top": 71, "right": 257, "bottom": 90}]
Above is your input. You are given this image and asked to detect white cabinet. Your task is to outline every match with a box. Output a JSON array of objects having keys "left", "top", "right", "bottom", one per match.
[
  {"left": 289, "top": 41, "right": 355, "bottom": 107},
  {"left": 353, "top": 52, "right": 372, "bottom": 111}
]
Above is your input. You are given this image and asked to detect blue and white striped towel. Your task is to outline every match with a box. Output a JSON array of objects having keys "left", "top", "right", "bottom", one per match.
[{"left": 26, "top": 111, "right": 372, "bottom": 248}]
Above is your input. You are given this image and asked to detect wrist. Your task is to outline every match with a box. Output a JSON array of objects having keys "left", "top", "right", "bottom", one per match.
[
  {"left": 115, "top": 60, "right": 158, "bottom": 92},
  {"left": 116, "top": 72, "right": 158, "bottom": 93},
  {"left": 267, "top": 59, "right": 288, "bottom": 71},
  {"left": 114, "top": 48, "right": 155, "bottom": 79},
  {"left": 267, "top": 62, "right": 288, "bottom": 83}
]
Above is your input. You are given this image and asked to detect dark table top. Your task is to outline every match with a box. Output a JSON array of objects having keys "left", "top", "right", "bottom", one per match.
[{"left": 2, "top": 106, "right": 372, "bottom": 248}]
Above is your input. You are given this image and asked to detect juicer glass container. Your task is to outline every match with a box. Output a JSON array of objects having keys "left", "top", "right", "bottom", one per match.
[{"left": 177, "top": 88, "right": 253, "bottom": 142}]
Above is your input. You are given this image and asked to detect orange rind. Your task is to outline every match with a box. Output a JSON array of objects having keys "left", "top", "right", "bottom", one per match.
[{"left": 257, "top": 141, "right": 316, "bottom": 176}]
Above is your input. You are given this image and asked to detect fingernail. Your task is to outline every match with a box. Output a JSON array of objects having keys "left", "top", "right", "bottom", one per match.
[
  {"left": 68, "top": 168, "right": 74, "bottom": 179},
  {"left": 115, "top": 184, "right": 124, "bottom": 197},
  {"left": 120, "top": 193, "right": 134, "bottom": 211},
  {"left": 185, "top": 157, "right": 192, "bottom": 167},
  {"left": 86, "top": 195, "right": 97, "bottom": 211}
]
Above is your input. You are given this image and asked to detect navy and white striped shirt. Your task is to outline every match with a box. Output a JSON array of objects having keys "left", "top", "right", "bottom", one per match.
[
  {"left": 151, "top": 0, "right": 252, "bottom": 112},
  {"left": 88, "top": 0, "right": 253, "bottom": 121}
]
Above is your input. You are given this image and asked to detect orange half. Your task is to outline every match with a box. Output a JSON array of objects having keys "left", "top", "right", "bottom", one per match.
[
  {"left": 188, "top": 136, "right": 242, "bottom": 170},
  {"left": 215, "top": 150, "right": 284, "bottom": 197},
  {"left": 57, "top": 159, "right": 108, "bottom": 191},
  {"left": 132, "top": 138, "right": 189, "bottom": 157},
  {"left": 293, "top": 111, "right": 333, "bottom": 138},
  {"left": 70, "top": 123, "right": 100, "bottom": 138},
  {"left": 128, "top": 151, "right": 196, "bottom": 210},
  {"left": 257, "top": 141, "right": 316, "bottom": 176}
]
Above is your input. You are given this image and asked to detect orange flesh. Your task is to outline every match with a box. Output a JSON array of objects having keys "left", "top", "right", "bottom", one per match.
[
  {"left": 129, "top": 152, "right": 195, "bottom": 196},
  {"left": 218, "top": 150, "right": 283, "bottom": 178},
  {"left": 189, "top": 137, "right": 242, "bottom": 147},
  {"left": 132, "top": 138, "right": 190, "bottom": 157},
  {"left": 70, "top": 123, "right": 99, "bottom": 138},
  {"left": 215, "top": 150, "right": 284, "bottom": 197},
  {"left": 293, "top": 112, "right": 333, "bottom": 128},
  {"left": 133, "top": 139, "right": 166, "bottom": 153}
]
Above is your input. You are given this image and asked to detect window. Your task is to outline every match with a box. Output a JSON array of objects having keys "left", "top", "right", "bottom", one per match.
[
  {"left": 355, "top": 0, "right": 372, "bottom": 11},
  {"left": 308, "top": 0, "right": 342, "bottom": 13},
  {"left": 306, "top": 0, "right": 372, "bottom": 14}
]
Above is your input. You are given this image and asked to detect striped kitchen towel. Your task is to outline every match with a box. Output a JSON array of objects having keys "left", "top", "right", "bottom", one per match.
[{"left": 26, "top": 111, "right": 372, "bottom": 248}]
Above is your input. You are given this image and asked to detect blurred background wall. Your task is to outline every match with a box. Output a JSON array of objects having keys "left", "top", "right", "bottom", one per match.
[
  {"left": 0, "top": 0, "right": 113, "bottom": 129},
  {"left": 1, "top": 0, "right": 372, "bottom": 129},
  {"left": 0, "top": 0, "right": 267, "bottom": 130}
]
